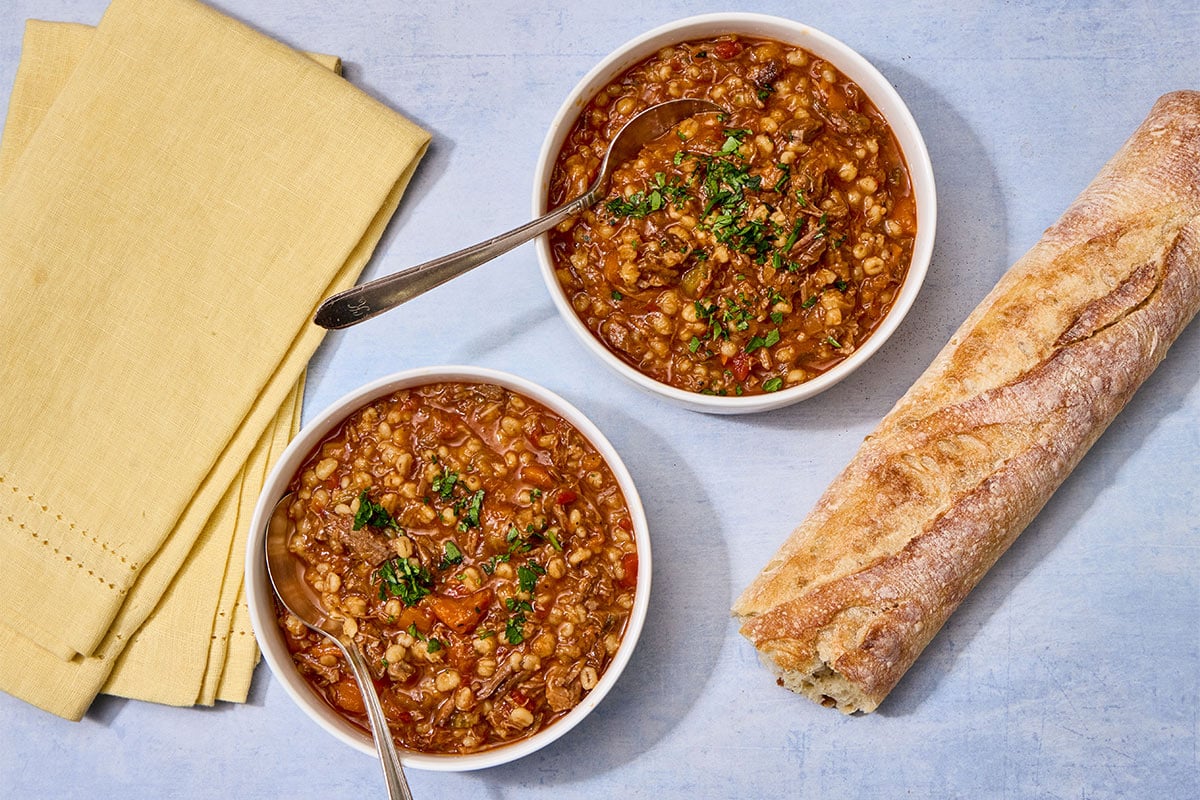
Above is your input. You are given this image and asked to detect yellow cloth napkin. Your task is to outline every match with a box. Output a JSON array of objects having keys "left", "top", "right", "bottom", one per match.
[
  {"left": 0, "top": 16, "right": 325, "bottom": 715},
  {"left": 0, "top": 0, "right": 429, "bottom": 720}
]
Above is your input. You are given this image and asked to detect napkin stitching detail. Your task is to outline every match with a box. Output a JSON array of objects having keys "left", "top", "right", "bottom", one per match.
[{"left": 2, "top": 474, "right": 133, "bottom": 592}]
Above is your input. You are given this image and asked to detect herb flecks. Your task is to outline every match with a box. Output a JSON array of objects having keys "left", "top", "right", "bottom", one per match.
[
  {"left": 745, "top": 328, "right": 781, "bottom": 354},
  {"left": 376, "top": 557, "right": 432, "bottom": 606},
  {"left": 504, "top": 597, "right": 534, "bottom": 645},
  {"left": 517, "top": 561, "right": 546, "bottom": 595},
  {"left": 405, "top": 622, "right": 443, "bottom": 653},
  {"left": 454, "top": 489, "right": 485, "bottom": 532},
  {"left": 438, "top": 540, "right": 463, "bottom": 570},
  {"left": 432, "top": 468, "right": 458, "bottom": 500},
  {"left": 605, "top": 171, "right": 690, "bottom": 220},
  {"left": 353, "top": 490, "right": 400, "bottom": 532}
]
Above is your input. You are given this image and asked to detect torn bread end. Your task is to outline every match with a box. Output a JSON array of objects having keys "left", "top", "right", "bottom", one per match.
[{"left": 759, "top": 649, "right": 880, "bottom": 715}]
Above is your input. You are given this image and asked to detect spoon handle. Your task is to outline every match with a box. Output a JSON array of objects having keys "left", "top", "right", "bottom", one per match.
[
  {"left": 339, "top": 640, "right": 414, "bottom": 800},
  {"left": 313, "top": 192, "right": 592, "bottom": 330}
]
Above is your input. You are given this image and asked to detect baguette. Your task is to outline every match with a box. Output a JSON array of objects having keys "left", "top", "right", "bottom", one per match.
[{"left": 732, "top": 90, "right": 1200, "bottom": 714}]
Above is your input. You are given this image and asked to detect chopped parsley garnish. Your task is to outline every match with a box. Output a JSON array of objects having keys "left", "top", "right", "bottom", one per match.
[
  {"left": 376, "top": 557, "right": 432, "bottom": 606},
  {"left": 827, "top": 335, "right": 842, "bottom": 348},
  {"left": 611, "top": 290, "right": 623, "bottom": 301},
  {"left": 606, "top": 194, "right": 653, "bottom": 218},
  {"left": 653, "top": 171, "right": 690, "bottom": 204},
  {"left": 405, "top": 622, "right": 443, "bottom": 652},
  {"left": 745, "top": 328, "right": 781, "bottom": 354},
  {"left": 438, "top": 539, "right": 463, "bottom": 570},
  {"left": 719, "top": 134, "right": 743, "bottom": 155},
  {"left": 505, "top": 617, "right": 526, "bottom": 645},
  {"left": 781, "top": 219, "right": 806, "bottom": 253},
  {"left": 353, "top": 490, "right": 400, "bottom": 532},
  {"left": 517, "top": 562, "right": 546, "bottom": 594},
  {"left": 454, "top": 489, "right": 485, "bottom": 532},
  {"left": 504, "top": 597, "right": 534, "bottom": 645},
  {"left": 505, "top": 525, "right": 534, "bottom": 554},
  {"left": 605, "top": 172, "right": 689, "bottom": 220},
  {"left": 693, "top": 299, "right": 724, "bottom": 340},
  {"left": 770, "top": 311, "right": 784, "bottom": 325},
  {"left": 802, "top": 295, "right": 819, "bottom": 309},
  {"left": 431, "top": 468, "right": 458, "bottom": 500},
  {"left": 481, "top": 552, "right": 509, "bottom": 575},
  {"left": 772, "top": 164, "right": 791, "bottom": 193},
  {"left": 762, "top": 377, "right": 784, "bottom": 392},
  {"left": 544, "top": 528, "right": 563, "bottom": 552}
]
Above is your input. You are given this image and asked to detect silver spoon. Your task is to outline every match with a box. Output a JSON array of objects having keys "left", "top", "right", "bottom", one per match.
[
  {"left": 313, "top": 98, "right": 722, "bottom": 329},
  {"left": 265, "top": 493, "right": 414, "bottom": 800}
]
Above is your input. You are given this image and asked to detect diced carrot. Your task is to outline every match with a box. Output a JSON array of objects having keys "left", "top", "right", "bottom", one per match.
[
  {"left": 331, "top": 677, "right": 365, "bottom": 714},
  {"left": 520, "top": 463, "right": 555, "bottom": 489},
  {"left": 427, "top": 588, "right": 493, "bottom": 634},
  {"left": 396, "top": 605, "right": 432, "bottom": 635}
]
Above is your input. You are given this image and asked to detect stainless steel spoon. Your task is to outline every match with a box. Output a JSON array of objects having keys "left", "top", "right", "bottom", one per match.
[
  {"left": 313, "top": 98, "right": 722, "bottom": 329},
  {"left": 265, "top": 493, "right": 414, "bottom": 800}
]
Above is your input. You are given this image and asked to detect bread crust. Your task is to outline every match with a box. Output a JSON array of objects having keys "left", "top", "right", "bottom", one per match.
[{"left": 732, "top": 91, "right": 1200, "bottom": 713}]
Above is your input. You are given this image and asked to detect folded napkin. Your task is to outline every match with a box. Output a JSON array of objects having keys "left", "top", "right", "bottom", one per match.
[{"left": 0, "top": 0, "right": 429, "bottom": 719}]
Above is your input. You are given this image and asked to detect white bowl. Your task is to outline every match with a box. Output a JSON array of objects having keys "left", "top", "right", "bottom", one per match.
[
  {"left": 532, "top": 13, "right": 936, "bottom": 414},
  {"left": 245, "top": 366, "right": 651, "bottom": 771}
]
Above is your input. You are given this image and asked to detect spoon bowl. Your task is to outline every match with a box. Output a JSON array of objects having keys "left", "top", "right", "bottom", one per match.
[
  {"left": 264, "top": 493, "right": 415, "bottom": 800},
  {"left": 313, "top": 98, "right": 720, "bottom": 329}
]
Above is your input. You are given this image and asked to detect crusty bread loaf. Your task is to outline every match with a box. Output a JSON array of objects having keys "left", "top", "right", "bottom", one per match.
[{"left": 732, "top": 91, "right": 1200, "bottom": 714}]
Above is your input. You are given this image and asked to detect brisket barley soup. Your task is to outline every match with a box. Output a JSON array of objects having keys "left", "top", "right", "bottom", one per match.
[
  {"left": 274, "top": 382, "right": 637, "bottom": 755},
  {"left": 548, "top": 35, "right": 916, "bottom": 397}
]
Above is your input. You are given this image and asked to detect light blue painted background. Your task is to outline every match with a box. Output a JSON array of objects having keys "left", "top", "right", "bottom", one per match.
[{"left": 1, "top": 1, "right": 1197, "bottom": 797}]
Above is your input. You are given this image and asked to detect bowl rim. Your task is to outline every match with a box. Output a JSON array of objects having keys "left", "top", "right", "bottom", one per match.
[
  {"left": 245, "top": 365, "right": 652, "bottom": 772},
  {"left": 531, "top": 12, "right": 937, "bottom": 415}
]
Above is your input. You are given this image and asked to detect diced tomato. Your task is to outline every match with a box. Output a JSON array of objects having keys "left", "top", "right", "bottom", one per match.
[
  {"left": 520, "top": 463, "right": 555, "bottom": 490},
  {"left": 427, "top": 588, "right": 493, "bottom": 634},
  {"left": 729, "top": 352, "right": 751, "bottom": 381},
  {"left": 617, "top": 517, "right": 633, "bottom": 532},
  {"left": 510, "top": 689, "right": 529, "bottom": 708},
  {"left": 555, "top": 489, "right": 578, "bottom": 505},
  {"left": 619, "top": 552, "right": 639, "bottom": 589},
  {"left": 712, "top": 40, "right": 743, "bottom": 60},
  {"left": 331, "top": 677, "right": 365, "bottom": 714}
]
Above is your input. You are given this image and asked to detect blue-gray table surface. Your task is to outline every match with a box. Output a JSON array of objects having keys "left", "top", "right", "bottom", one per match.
[{"left": 2, "top": 1, "right": 1197, "bottom": 797}]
